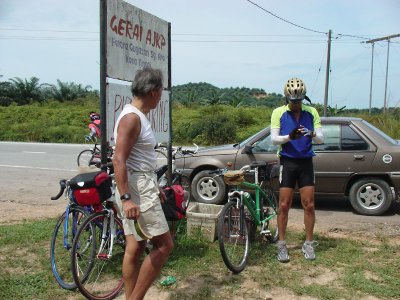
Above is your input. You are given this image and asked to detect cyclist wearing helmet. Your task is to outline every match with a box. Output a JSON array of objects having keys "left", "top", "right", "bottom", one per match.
[
  {"left": 87, "top": 111, "right": 101, "bottom": 141},
  {"left": 270, "top": 77, "right": 324, "bottom": 263}
]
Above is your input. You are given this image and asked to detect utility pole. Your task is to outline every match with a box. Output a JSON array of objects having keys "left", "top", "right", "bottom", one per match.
[
  {"left": 323, "top": 30, "right": 332, "bottom": 117},
  {"left": 366, "top": 34, "right": 400, "bottom": 113},
  {"left": 368, "top": 43, "right": 374, "bottom": 114}
]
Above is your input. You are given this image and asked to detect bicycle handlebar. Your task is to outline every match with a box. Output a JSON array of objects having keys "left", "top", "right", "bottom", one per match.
[
  {"left": 51, "top": 179, "right": 67, "bottom": 200},
  {"left": 155, "top": 143, "right": 199, "bottom": 156}
]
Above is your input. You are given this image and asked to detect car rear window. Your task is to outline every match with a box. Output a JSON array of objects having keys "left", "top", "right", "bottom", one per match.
[{"left": 341, "top": 125, "right": 368, "bottom": 150}]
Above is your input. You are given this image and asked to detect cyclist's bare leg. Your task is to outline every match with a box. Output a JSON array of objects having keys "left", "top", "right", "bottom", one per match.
[
  {"left": 128, "top": 231, "right": 173, "bottom": 300},
  {"left": 122, "top": 235, "right": 147, "bottom": 299},
  {"left": 277, "top": 187, "right": 294, "bottom": 240},
  {"left": 299, "top": 185, "right": 315, "bottom": 241}
]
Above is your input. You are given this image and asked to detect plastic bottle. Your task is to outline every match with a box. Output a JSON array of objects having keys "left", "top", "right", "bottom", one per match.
[{"left": 160, "top": 275, "right": 176, "bottom": 286}]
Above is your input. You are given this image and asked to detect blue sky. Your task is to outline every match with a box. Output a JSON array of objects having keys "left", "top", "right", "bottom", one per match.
[{"left": 0, "top": 0, "right": 399, "bottom": 109}]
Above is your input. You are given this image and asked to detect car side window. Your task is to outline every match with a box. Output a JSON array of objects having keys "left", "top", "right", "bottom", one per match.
[
  {"left": 341, "top": 125, "right": 369, "bottom": 151},
  {"left": 252, "top": 134, "right": 278, "bottom": 153},
  {"left": 313, "top": 124, "right": 340, "bottom": 151}
]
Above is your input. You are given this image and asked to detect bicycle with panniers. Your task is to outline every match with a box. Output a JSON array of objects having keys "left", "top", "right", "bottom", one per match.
[
  {"left": 49, "top": 166, "right": 115, "bottom": 291},
  {"left": 217, "top": 161, "right": 279, "bottom": 274}
]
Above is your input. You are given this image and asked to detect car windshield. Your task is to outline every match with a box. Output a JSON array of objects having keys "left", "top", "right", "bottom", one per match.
[
  {"left": 239, "top": 127, "right": 269, "bottom": 147},
  {"left": 362, "top": 120, "right": 398, "bottom": 144}
]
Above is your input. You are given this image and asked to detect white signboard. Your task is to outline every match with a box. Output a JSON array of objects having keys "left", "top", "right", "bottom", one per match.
[
  {"left": 106, "top": 83, "right": 169, "bottom": 145},
  {"left": 107, "top": 0, "right": 169, "bottom": 86}
]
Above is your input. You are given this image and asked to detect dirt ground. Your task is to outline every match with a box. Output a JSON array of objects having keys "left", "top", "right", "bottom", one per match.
[{"left": 1, "top": 198, "right": 399, "bottom": 300}]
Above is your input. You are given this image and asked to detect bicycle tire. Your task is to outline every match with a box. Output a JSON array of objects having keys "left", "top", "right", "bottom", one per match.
[
  {"left": 50, "top": 205, "right": 89, "bottom": 290},
  {"left": 71, "top": 211, "right": 125, "bottom": 300},
  {"left": 218, "top": 200, "right": 250, "bottom": 274},
  {"left": 262, "top": 186, "right": 279, "bottom": 243},
  {"left": 77, "top": 149, "right": 96, "bottom": 167}
]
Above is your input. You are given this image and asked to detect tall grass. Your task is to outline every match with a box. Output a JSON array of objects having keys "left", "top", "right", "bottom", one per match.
[{"left": 0, "top": 99, "right": 399, "bottom": 144}]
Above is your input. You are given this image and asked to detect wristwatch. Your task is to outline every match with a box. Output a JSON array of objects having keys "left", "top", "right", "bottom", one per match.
[{"left": 120, "top": 193, "right": 131, "bottom": 201}]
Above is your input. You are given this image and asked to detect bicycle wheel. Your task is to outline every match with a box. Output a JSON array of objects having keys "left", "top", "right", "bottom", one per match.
[
  {"left": 262, "top": 186, "right": 279, "bottom": 243},
  {"left": 71, "top": 211, "right": 125, "bottom": 300},
  {"left": 218, "top": 201, "right": 250, "bottom": 274},
  {"left": 50, "top": 205, "right": 89, "bottom": 290},
  {"left": 77, "top": 149, "right": 95, "bottom": 167}
]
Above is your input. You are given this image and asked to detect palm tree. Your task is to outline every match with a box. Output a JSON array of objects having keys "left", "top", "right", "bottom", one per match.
[
  {"left": 9, "top": 77, "right": 43, "bottom": 104},
  {"left": 48, "top": 80, "right": 92, "bottom": 101}
]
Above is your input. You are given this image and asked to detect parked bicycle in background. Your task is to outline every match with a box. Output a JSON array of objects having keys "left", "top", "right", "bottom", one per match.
[
  {"left": 49, "top": 163, "right": 118, "bottom": 294},
  {"left": 155, "top": 143, "right": 198, "bottom": 202}
]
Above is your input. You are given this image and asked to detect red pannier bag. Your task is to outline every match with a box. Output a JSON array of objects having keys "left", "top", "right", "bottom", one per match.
[
  {"left": 69, "top": 171, "right": 112, "bottom": 206},
  {"left": 162, "top": 184, "right": 186, "bottom": 221}
]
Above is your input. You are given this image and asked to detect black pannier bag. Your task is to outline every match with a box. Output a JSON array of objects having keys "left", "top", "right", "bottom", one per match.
[{"left": 69, "top": 171, "right": 112, "bottom": 206}]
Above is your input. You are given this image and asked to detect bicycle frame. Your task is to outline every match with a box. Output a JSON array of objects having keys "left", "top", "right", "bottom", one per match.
[
  {"left": 228, "top": 168, "right": 277, "bottom": 229},
  {"left": 97, "top": 207, "right": 117, "bottom": 259}
]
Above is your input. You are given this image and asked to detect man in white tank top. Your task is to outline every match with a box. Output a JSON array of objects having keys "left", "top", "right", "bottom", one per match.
[{"left": 113, "top": 68, "right": 173, "bottom": 300}]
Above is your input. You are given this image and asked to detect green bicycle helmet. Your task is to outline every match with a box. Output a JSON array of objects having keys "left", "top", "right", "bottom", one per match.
[{"left": 284, "top": 77, "right": 307, "bottom": 100}]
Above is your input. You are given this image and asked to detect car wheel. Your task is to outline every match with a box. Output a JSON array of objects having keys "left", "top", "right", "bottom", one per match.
[
  {"left": 191, "top": 170, "right": 227, "bottom": 204},
  {"left": 349, "top": 178, "right": 393, "bottom": 216}
]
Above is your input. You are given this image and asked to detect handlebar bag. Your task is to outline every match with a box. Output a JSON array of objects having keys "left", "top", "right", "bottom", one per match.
[
  {"left": 69, "top": 171, "right": 112, "bottom": 206},
  {"left": 162, "top": 184, "right": 186, "bottom": 221},
  {"left": 224, "top": 170, "right": 245, "bottom": 185}
]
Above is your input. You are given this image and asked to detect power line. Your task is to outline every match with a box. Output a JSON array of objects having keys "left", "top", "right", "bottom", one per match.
[
  {"left": 0, "top": 27, "right": 98, "bottom": 34},
  {"left": 0, "top": 36, "right": 98, "bottom": 41},
  {"left": 2, "top": 27, "right": 388, "bottom": 43},
  {"left": 245, "top": 0, "right": 327, "bottom": 35}
]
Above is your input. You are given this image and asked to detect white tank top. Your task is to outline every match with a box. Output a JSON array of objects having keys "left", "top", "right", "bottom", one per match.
[{"left": 113, "top": 104, "right": 157, "bottom": 171}]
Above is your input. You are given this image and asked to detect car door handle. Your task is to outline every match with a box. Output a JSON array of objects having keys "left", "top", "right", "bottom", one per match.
[{"left": 353, "top": 155, "right": 365, "bottom": 161}]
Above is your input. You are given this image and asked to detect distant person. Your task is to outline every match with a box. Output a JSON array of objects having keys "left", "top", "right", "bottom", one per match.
[
  {"left": 270, "top": 77, "right": 324, "bottom": 262},
  {"left": 86, "top": 111, "right": 101, "bottom": 142},
  {"left": 113, "top": 68, "right": 173, "bottom": 300}
]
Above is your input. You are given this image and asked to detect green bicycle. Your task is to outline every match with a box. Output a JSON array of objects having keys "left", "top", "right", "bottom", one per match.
[{"left": 217, "top": 161, "right": 279, "bottom": 274}]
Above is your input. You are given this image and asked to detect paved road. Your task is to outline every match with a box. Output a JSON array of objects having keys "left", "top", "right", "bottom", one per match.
[
  {"left": 0, "top": 141, "right": 90, "bottom": 204},
  {"left": 0, "top": 142, "right": 399, "bottom": 229}
]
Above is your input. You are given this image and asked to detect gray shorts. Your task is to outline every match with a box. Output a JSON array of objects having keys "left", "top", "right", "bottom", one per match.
[{"left": 115, "top": 170, "right": 169, "bottom": 241}]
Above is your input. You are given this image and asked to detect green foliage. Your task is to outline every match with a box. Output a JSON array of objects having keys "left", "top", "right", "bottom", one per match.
[
  {"left": 171, "top": 82, "right": 283, "bottom": 108},
  {"left": 172, "top": 105, "right": 273, "bottom": 145},
  {"left": 43, "top": 79, "right": 97, "bottom": 101},
  {"left": 0, "top": 97, "right": 99, "bottom": 143},
  {"left": 0, "top": 77, "right": 99, "bottom": 106},
  {"left": 327, "top": 104, "right": 347, "bottom": 116},
  {"left": 8, "top": 77, "right": 44, "bottom": 105},
  {"left": 0, "top": 78, "right": 399, "bottom": 144}
]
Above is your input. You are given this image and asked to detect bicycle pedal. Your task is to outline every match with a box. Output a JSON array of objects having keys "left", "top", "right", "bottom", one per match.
[{"left": 260, "top": 229, "right": 271, "bottom": 235}]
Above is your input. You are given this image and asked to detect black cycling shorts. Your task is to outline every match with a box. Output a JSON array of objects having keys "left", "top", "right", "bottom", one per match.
[{"left": 279, "top": 156, "right": 315, "bottom": 189}]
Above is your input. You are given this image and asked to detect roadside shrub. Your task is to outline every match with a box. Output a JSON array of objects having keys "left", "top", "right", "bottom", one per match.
[
  {"left": 192, "top": 113, "right": 237, "bottom": 145},
  {"left": 0, "top": 97, "right": 14, "bottom": 107}
]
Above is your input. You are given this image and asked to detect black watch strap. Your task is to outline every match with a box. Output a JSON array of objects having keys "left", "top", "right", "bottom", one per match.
[{"left": 120, "top": 193, "right": 131, "bottom": 201}]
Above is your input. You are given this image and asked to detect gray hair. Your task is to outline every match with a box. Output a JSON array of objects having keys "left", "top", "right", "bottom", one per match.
[{"left": 131, "top": 68, "right": 163, "bottom": 97}]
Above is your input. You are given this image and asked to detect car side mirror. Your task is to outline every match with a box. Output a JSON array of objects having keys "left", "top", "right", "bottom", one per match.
[{"left": 242, "top": 144, "right": 253, "bottom": 154}]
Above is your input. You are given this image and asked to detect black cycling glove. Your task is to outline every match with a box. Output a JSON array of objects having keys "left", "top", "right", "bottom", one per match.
[{"left": 289, "top": 128, "right": 302, "bottom": 140}]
